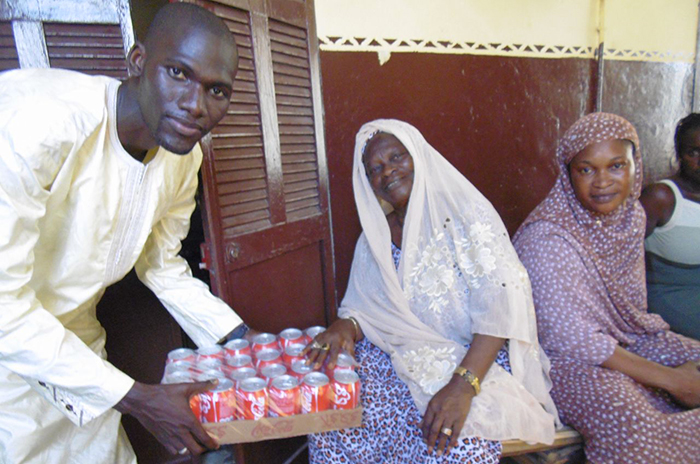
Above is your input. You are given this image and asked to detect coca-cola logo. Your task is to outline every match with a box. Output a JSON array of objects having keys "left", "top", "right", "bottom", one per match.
[
  {"left": 333, "top": 383, "right": 350, "bottom": 405},
  {"left": 251, "top": 420, "right": 294, "bottom": 438},
  {"left": 251, "top": 396, "right": 265, "bottom": 418},
  {"left": 199, "top": 395, "right": 212, "bottom": 414}
]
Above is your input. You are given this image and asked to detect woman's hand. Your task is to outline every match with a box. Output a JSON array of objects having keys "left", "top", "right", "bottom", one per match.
[
  {"left": 665, "top": 361, "right": 700, "bottom": 408},
  {"left": 302, "top": 318, "right": 358, "bottom": 369},
  {"left": 420, "top": 376, "right": 475, "bottom": 457}
]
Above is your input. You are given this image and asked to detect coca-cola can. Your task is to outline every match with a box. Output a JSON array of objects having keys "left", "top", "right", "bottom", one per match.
[
  {"left": 236, "top": 377, "right": 268, "bottom": 420},
  {"left": 229, "top": 367, "right": 256, "bottom": 388},
  {"left": 279, "top": 328, "right": 305, "bottom": 350},
  {"left": 324, "top": 352, "right": 356, "bottom": 378},
  {"left": 164, "top": 360, "right": 195, "bottom": 376},
  {"left": 251, "top": 333, "right": 280, "bottom": 353},
  {"left": 300, "top": 372, "right": 330, "bottom": 413},
  {"left": 290, "top": 359, "right": 314, "bottom": 381},
  {"left": 226, "top": 354, "right": 253, "bottom": 370},
  {"left": 304, "top": 326, "right": 326, "bottom": 344},
  {"left": 268, "top": 375, "right": 300, "bottom": 417},
  {"left": 255, "top": 348, "right": 282, "bottom": 370},
  {"left": 224, "top": 338, "right": 252, "bottom": 357},
  {"left": 197, "top": 357, "right": 223, "bottom": 372},
  {"left": 198, "top": 378, "right": 237, "bottom": 423},
  {"left": 260, "top": 363, "right": 287, "bottom": 386},
  {"left": 330, "top": 370, "right": 360, "bottom": 410},
  {"left": 282, "top": 344, "right": 306, "bottom": 368},
  {"left": 167, "top": 348, "right": 196, "bottom": 364},
  {"left": 196, "top": 345, "right": 225, "bottom": 362},
  {"left": 163, "top": 371, "right": 193, "bottom": 384}
]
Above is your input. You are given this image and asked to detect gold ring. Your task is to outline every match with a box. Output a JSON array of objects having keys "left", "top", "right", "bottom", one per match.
[
  {"left": 178, "top": 447, "right": 188, "bottom": 455},
  {"left": 320, "top": 343, "right": 330, "bottom": 351},
  {"left": 441, "top": 427, "right": 453, "bottom": 437}
]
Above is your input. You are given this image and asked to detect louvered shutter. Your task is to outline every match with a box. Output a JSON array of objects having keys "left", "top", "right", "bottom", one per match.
[
  {"left": 0, "top": 21, "right": 19, "bottom": 71},
  {"left": 44, "top": 22, "right": 128, "bottom": 78}
]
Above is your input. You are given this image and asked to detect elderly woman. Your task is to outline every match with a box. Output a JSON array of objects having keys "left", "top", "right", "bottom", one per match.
[
  {"left": 513, "top": 113, "right": 700, "bottom": 463},
  {"left": 304, "top": 119, "right": 557, "bottom": 463},
  {"left": 640, "top": 113, "right": 700, "bottom": 341}
]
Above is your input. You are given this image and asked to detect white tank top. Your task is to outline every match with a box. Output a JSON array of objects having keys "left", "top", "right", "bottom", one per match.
[{"left": 645, "top": 180, "right": 700, "bottom": 265}]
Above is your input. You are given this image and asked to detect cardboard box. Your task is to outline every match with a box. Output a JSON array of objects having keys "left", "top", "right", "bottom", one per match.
[{"left": 203, "top": 408, "right": 363, "bottom": 444}]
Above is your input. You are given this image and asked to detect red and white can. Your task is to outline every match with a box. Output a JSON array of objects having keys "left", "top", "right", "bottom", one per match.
[
  {"left": 304, "top": 326, "right": 326, "bottom": 344},
  {"left": 236, "top": 377, "right": 268, "bottom": 420},
  {"left": 325, "top": 352, "right": 356, "bottom": 378},
  {"left": 226, "top": 354, "right": 253, "bottom": 370},
  {"left": 260, "top": 363, "right": 287, "bottom": 386},
  {"left": 196, "top": 369, "right": 227, "bottom": 382},
  {"left": 198, "top": 378, "right": 237, "bottom": 423},
  {"left": 197, "top": 357, "right": 223, "bottom": 372},
  {"left": 282, "top": 344, "right": 306, "bottom": 368},
  {"left": 268, "top": 375, "right": 301, "bottom": 417},
  {"left": 251, "top": 333, "right": 280, "bottom": 353},
  {"left": 163, "top": 371, "right": 192, "bottom": 384},
  {"left": 279, "top": 328, "right": 305, "bottom": 350},
  {"left": 330, "top": 370, "right": 360, "bottom": 410},
  {"left": 300, "top": 372, "right": 330, "bottom": 413},
  {"left": 229, "top": 367, "right": 256, "bottom": 388},
  {"left": 167, "top": 348, "right": 196, "bottom": 364},
  {"left": 164, "top": 360, "right": 195, "bottom": 376},
  {"left": 255, "top": 348, "right": 282, "bottom": 370},
  {"left": 196, "top": 345, "right": 225, "bottom": 362},
  {"left": 290, "top": 359, "right": 314, "bottom": 381},
  {"left": 224, "top": 338, "right": 252, "bottom": 357}
]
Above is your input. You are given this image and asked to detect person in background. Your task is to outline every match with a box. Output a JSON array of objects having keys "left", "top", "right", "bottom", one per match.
[
  {"left": 514, "top": 112, "right": 700, "bottom": 463},
  {"left": 640, "top": 113, "right": 700, "bottom": 341},
  {"left": 0, "top": 3, "right": 252, "bottom": 462},
  {"left": 304, "top": 119, "right": 558, "bottom": 463}
]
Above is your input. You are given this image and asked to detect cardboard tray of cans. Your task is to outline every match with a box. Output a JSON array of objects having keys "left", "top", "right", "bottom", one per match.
[
  {"left": 202, "top": 407, "right": 363, "bottom": 444},
  {"left": 163, "top": 327, "right": 363, "bottom": 444}
]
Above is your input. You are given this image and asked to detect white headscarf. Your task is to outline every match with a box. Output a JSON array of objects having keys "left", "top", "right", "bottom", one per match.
[{"left": 338, "top": 119, "right": 558, "bottom": 443}]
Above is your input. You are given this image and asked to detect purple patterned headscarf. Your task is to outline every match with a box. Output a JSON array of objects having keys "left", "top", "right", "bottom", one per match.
[{"left": 513, "top": 112, "right": 667, "bottom": 334}]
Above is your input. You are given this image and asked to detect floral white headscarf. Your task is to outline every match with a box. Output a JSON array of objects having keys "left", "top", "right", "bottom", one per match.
[{"left": 338, "top": 119, "right": 558, "bottom": 443}]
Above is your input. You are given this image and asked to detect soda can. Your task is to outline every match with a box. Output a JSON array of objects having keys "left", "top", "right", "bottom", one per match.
[
  {"left": 196, "top": 345, "right": 225, "bottom": 362},
  {"left": 197, "top": 357, "right": 223, "bottom": 372},
  {"left": 224, "top": 338, "right": 252, "bottom": 357},
  {"left": 167, "top": 348, "right": 196, "bottom": 364},
  {"left": 236, "top": 377, "right": 268, "bottom": 420},
  {"left": 279, "top": 328, "right": 305, "bottom": 350},
  {"left": 260, "top": 363, "right": 287, "bottom": 386},
  {"left": 330, "top": 370, "right": 360, "bottom": 410},
  {"left": 198, "top": 378, "right": 237, "bottom": 423},
  {"left": 283, "top": 344, "right": 306, "bottom": 368},
  {"left": 251, "top": 333, "right": 280, "bottom": 353},
  {"left": 290, "top": 359, "right": 314, "bottom": 381},
  {"left": 164, "top": 360, "right": 195, "bottom": 376},
  {"left": 255, "top": 348, "right": 282, "bottom": 370},
  {"left": 324, "top": 352, "right": 357, "bottom": 379},
  {"left": 226, "top": 354, "right": 253, "bottom": 370},
  {"left": 268, "top": 375, "right": 301, "bottom": 417},
  {"left": 229, "top": 367, "right": 256, "bottom": 388},
  {"left": 300, "top": 372, "right": 330, "bottom": 413},
  {"left": 163, "top": 370, "right": 192, "bottom": 384},
  {"left": 196, "top": 369, "right": 227, "bottom": 382},
  {"left": 304, "top": 326, "right": 326, "bottom": 344}
]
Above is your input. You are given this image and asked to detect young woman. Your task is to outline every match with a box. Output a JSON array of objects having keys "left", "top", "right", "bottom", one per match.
[
  {"left": 640, "top": 113, "right": 700, "bottom": 340},
  {"left": 304, "top": 119, "right": 557, "bottom": 463},
  {"left": 513, "top": 112, "right": 700, "bottom": 463}
]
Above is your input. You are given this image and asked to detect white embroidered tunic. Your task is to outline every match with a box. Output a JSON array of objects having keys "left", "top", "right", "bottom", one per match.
[{"left": 0, "top": 68, "right": 242, "bottom": 463}]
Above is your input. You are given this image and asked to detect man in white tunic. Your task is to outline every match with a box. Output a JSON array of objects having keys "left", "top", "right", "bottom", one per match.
[{"left": 0, "top": 4, "right": 249, "bottom": 462}]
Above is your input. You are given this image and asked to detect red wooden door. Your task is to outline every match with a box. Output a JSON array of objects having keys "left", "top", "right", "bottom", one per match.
[{"left": 182, "top": 0, "right": 336, "bottom": 462}]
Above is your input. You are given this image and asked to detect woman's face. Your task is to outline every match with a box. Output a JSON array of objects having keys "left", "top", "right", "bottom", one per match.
[
  {"left": 678, "top": 127, "right": 700, "bottom": 186},
  {"left": 363, "top": 133, "right": 415, "bottom": 211},
  {"left": 569, "top": 138, "right": 635, "bottom": 215}
]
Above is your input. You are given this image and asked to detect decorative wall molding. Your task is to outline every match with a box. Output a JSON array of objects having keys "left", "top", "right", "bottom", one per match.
[{"left": 319, "top": 36, "right": 694, "bottom": 63}]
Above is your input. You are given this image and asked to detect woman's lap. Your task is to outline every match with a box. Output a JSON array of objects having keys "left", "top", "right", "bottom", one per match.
[{"left": 308, "top": 339, "right": 505, "bottom": 464}]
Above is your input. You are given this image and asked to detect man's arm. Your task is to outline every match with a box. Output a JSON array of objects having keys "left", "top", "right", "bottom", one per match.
[{"left": 639, "top": 183, "right": 675, "bottom": 237}]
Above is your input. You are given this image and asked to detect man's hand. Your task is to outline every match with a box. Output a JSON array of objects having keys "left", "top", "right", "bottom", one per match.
[{"left": 114, "top": 380, "right": 220, "bottom": 455}]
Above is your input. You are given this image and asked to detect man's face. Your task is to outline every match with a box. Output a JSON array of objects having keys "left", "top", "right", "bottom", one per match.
[{"left": 135, "top": 27, "right": 238, "bottom": 154}]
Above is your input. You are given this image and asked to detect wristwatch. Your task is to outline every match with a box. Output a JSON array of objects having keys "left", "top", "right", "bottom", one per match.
[{"left": 453, "top": 367, "right": 480, "bottom": 395}]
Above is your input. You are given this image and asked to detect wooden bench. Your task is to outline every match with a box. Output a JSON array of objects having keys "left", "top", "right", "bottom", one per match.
[{"left": 501, "top": 426, "right": 583, "bottom": 461}]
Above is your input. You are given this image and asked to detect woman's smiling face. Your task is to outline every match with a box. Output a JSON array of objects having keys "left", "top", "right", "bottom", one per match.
[
  {"left": 363, "top": 133, "right": 415, "bottom": 212},
  {"left": 568, "top": 138, "right": 635, "bottom": 215}
]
